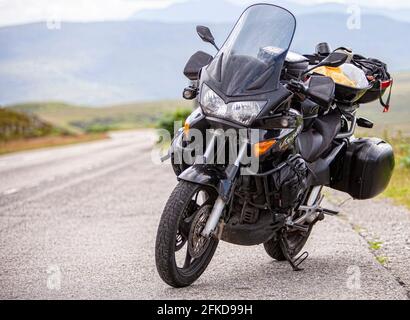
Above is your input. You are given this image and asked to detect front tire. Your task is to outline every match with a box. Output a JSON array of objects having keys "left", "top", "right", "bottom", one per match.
[{"left": 155, "top": 181, "right": 219, "bottom": 287}]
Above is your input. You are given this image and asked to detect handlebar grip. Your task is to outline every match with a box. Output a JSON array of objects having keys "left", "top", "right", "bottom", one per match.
[{"left": 288, "top": 79, "right": 306, "bottom": 94}]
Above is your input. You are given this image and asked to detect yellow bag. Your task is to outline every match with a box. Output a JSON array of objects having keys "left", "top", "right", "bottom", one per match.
[{"left": 314, "top": 66, "right": 356, "bottom": 87}]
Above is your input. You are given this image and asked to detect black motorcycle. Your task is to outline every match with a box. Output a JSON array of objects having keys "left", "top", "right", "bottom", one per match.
[{"left": 155, "top": 3, "right": 395, "bottom": 288}]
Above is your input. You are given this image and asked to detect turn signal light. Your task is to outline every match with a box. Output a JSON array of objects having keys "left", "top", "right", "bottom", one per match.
[
  {"left": 183, "top": 121, "right": 190, "bottom": 138},
  {"left": 254, "top": 139, "right": 276, "bottom": 157}
]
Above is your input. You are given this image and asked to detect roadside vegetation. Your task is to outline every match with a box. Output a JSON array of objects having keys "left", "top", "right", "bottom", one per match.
[
  {"left": 382, "top": 134, "right": 410, "bottom": 209},
  {"left": 0, "top": 108, "right": 60, "bottom": 141},
  {"left": 156, "top": 108, "right": 193, "bottom": 139}
]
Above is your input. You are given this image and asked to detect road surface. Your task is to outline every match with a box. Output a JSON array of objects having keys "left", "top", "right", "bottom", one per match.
[{"left": 0, "top": 130, "right": 408, "bottom": 299}]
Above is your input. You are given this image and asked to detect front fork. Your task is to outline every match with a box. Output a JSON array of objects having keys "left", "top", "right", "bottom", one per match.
[{"left": 201, "top": 140, "right": 248, "bottom": 237}]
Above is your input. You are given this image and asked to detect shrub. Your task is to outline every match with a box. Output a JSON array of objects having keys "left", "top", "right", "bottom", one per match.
[
  {"left": 401, "top": 156, "right": 410, "bottom": 169},
  {"left": 85, "top": 124, "right": 112, "bottom": 134},
  {"left": 156, "top": 108, "right": 192, "bottom": 139},
  {"left": 0, "top": 108, "right": 56, "bottom": 141}
]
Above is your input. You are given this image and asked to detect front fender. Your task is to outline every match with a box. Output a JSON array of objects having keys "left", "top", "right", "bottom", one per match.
[
  {"left": 178, "top": 165, "right": 235, "bottom": 201},
  {"left": 178, "top": 165, "right": 225, "bottom": 190}
]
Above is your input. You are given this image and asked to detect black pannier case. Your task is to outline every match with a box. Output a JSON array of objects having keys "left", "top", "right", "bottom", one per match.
[{"left": 331, "top": 138, "right": 395, "bottom": 199}]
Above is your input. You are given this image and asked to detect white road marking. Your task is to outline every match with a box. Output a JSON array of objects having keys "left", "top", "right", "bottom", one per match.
[{"left": 3, "top": 188, "right": 19, "bottom": 195}]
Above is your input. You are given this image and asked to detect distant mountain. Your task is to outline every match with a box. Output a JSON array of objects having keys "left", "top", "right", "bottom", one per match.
[
  {"left": 132, "top": 0, "right": 410, "bottom": 23},
  {"left": 0, "top": 20, "right": 229, "bottom": 106},
  {"left": 132, "top": 0, "right": 244, "bottom": 23},
  {"left": 8, "top": 100, "right": 191, "bottom": 132},
  {"left": 0, "top": 13, "right": 410, "bottom": 106}
]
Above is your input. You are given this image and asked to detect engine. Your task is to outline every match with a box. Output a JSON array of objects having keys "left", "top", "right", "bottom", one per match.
[{"left": 230, "top": 154, "right": 309, "bottom": 223}]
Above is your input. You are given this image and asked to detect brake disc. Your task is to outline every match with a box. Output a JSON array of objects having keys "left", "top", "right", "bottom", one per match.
[{"left": 188, "top": 205, "right": 212, "bottom": 259}]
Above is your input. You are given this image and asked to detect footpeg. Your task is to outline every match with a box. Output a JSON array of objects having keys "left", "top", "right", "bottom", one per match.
[
  {"left": 320, "top": 207, "right": 339, "bottom": 216},
  {"left": 286, "top": 221, "right": 309, "bottom": 233}
]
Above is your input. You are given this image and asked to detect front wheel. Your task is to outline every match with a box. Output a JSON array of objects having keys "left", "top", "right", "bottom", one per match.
[{"left": 155, "top": 181, "right": 219, "bottom": 287}]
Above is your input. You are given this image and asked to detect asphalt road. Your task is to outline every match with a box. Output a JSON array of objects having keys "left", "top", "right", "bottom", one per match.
[{"left": 0, "top": 130, "right": 408, "bottom": 299}]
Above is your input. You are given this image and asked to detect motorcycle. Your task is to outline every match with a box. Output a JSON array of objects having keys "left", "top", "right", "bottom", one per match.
[{"left": 155, "top": 3, "right": 395, "bottom": 288}]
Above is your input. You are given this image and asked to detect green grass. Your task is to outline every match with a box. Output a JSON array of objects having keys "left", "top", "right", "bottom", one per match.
[
  {"left": 0, "top": 108, "right": 66, "bottom": 142},
  {"left": 376, "top": 256, "right": 389, "bottom": 266},
  {"left": 0, "top": 107, "right": 109, "bottom": 154},
  {"left": 356, "top": 72, "right": 410, "bottom": 137},
  {"left": 156, "top": 108, "right": 192, "bottom": 139},
  {"left": 368, "top": 240, "right": 383, "bottom": 251},
  {"left": 382, "top": 135, "right": 410, "bottom": 209}
]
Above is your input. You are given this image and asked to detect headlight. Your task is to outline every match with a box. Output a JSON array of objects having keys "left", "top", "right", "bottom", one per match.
[{"left": 200, "top": 84, "right": 266, "bottom": 125}]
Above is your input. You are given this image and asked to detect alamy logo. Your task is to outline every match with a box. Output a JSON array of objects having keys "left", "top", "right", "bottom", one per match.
[
  {"left": 346, "top": 265, "right": 361, "bottom": 290},
  {"left": 46, "top": 7, "right": 62, "bottom": 30},
  {"left": 347, "top": 4, "right": 362, "bottom": 30},
  {"left": 46, "top": 265, "right": 62, "bottom": 290}
]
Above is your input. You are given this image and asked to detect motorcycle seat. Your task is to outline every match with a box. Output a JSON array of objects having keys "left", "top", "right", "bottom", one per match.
[{"left": 296, "top": 109, "right": 341, "bottom": 162}]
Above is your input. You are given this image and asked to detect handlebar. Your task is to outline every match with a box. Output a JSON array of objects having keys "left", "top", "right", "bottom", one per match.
[{"left": 287, "top": 79, "right": 307, "bottom": 94}]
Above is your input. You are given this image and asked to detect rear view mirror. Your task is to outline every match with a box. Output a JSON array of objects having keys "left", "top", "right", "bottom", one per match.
[
  {"left": 321, "top": 52, "right": 349, "bottom": 68},
  {"left": 183, "top": 51, "right": 213, "bottom": 80},
  {"left": 302, "top": 51, "right": 348, "bottom": 78},
  {"left": 196, "top": 25, "right": 219, "bottom": 51},
  {"left": 306, "top": 75, "right": 335, "bottom": 107}
]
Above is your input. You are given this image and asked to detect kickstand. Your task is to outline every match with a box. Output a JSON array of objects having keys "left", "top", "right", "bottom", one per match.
[{"left": 279, "top": 237, "right": 309, "bottom": 271}]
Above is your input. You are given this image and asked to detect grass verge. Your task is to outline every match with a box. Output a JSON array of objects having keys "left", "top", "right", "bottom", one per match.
[{"left": 382, "top": 135, "right": 410, "bottom": 209}]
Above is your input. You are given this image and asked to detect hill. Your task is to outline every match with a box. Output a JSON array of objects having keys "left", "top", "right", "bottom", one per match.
[
  {"left": 8, "top": 100, "right": 193, "bottom": 133},
  {"left": 356, "top": 72, "right": 410, "bottom": 136},
  {"left": 0, "top": 108, "right": 107, "bottom": 154},
  {"left": 0, "top": 108, "right": 58, "bottom": 142}
]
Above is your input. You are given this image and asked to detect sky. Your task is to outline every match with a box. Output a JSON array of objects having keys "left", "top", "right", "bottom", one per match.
[{"left": 0, "top": 0, "right": 410, "bottom": 27}]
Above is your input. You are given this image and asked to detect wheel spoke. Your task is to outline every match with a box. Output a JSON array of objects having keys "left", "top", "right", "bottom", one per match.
[
  {"left": 179, "top": 216, "right": 192, "bottom": 239},
  {"left": 183, "top": 250, "right": 193, "bottom": 269}
]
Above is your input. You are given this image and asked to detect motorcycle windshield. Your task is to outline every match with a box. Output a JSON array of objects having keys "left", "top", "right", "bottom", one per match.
[{"left": 206, "top": 4, "right": 296, "bottom": 97}]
